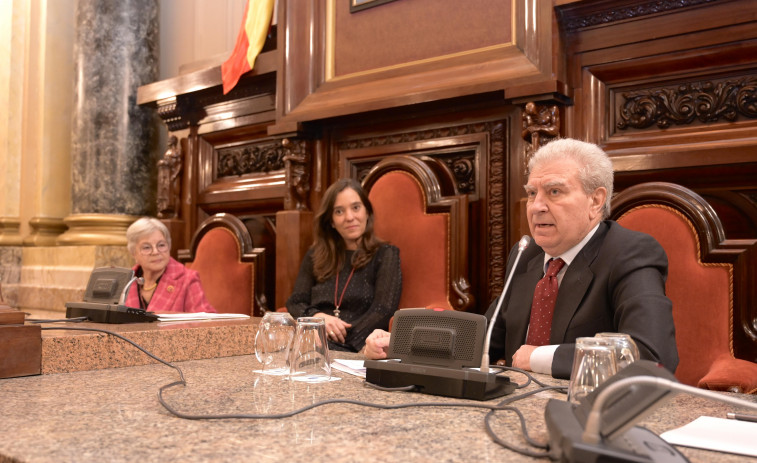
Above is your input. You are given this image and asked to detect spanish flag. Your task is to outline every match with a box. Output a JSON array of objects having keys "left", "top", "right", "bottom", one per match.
[{"left": 221, "top": 0, "right": 275, "bottom": 95}]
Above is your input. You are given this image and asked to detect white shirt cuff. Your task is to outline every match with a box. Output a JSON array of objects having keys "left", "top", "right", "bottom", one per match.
[{"left": 530, "top": 344, "right": 558, "bottom": 375}]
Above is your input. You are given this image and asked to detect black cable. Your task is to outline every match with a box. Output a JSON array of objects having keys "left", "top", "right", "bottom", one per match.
[
  {"left": 482, "top": 385, "right": 566, "bottom": 458},
  {"left": 496, "top": 365, "right": 568, "bottom": 393},
  {"left": 363, "top": 381, "right": 417, "bottom": 392},
  {"left": 27, "top": 317, "right": 87, "bottom": 323},
  {"left": 40, "top": 324, "right": 563, "bottom": 459}
]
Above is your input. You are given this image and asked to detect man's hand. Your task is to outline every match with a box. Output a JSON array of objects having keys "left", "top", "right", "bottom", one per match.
[
  {"left": 511, "top": 344, "right": 537, "bottom": 371},
  {"left": 363, "top": 329, "right": 391, "bottom": 359}
]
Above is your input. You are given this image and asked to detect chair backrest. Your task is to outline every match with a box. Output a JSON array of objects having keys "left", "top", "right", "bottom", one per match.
[
  {"left": 362, "top": 155, "right": 474, "bottom": 312},
  {"left": 178, "top": 213, "right": 267, "bottom": 316},
  {"left": 611, "top": 182, "right": 757, "bottom": 386}
]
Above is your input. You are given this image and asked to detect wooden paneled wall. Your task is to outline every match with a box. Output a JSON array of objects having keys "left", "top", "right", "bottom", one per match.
[{"left": 139, "top": 0, "right": 757, "bottom": 353}]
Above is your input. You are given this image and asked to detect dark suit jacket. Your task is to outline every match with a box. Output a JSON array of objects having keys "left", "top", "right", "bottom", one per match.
[{"left": 485, "top": 220, "right": 679, "bottom": 379}]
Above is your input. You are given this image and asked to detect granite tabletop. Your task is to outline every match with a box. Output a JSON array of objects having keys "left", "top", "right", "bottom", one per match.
[{"left": 1, "top": 349, "right": 756, "bottom": 463}]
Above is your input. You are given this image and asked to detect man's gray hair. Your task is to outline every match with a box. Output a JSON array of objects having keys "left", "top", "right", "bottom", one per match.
[
  {"left": 126, "top": 217, "right": 171, "bottom": 255},
  {"left": 528, "top": 138, "right": 614, "bottom": 218}
]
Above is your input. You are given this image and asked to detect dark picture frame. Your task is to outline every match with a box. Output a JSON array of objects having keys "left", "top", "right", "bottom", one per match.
[{"left": 350, "top": 0, "right": 399, "bottom": 13}]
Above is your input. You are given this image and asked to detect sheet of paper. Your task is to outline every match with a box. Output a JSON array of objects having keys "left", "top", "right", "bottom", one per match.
[
  {"left": 156, "top": 312, "right": 250, "bottom": 322},
  {"left": 331, "top": 359, "right": 366, "bottom": 378},
  {"left": 661, "top": 416, "right": 757, "bottom": 457}
]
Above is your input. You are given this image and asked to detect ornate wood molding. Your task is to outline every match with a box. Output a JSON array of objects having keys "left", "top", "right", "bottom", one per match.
[
  {"left": 559, "top": 0, "right": 719, "bottom": 32},
  {"left": 521, "top": 102, "right": 560, "bottom": 166},
  {"left": 216, "top": 139, "right": 286, "bottom": 178},
  {"left": 157, "top": 135, "right": 182, "bottom": 219},
  {"left": 617, "top": 76, "right": 757, "bottom": 130},
  {"left": 282, "top": 138, "right": 312, "bottom": 211},
  {"left": 487, "top": 121, "right": 507, "bottom": 301},
  {"left": 338, "top": 123, "right": 495, "bottom": 196}
]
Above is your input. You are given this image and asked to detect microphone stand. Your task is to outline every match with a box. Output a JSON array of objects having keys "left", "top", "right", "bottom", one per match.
[
  {"left": 118, "top": 275, "right": 144, "bottom": 306},
  {"left": 582, "top": 376, "right": 757, "bottom": 445},
  {"left": 480, "top": 235, "right": 530, "bottom": 373}
]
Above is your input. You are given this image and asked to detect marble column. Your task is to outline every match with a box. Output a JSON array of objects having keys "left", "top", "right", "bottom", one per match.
[{"left": 57, "top": 0, "right": 159, "bottom": 245}]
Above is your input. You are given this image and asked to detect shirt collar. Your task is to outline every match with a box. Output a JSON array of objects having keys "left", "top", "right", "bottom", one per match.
[{"left": 542, "top": 222, "right": 601, "bottom": 271}]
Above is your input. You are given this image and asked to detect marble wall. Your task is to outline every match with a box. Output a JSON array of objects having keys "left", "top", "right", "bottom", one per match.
[{"left": 70, "top": 0, "right": 159, "bottom": 217}]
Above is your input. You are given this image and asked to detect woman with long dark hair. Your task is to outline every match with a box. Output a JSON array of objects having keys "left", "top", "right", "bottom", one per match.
[{"left": 286, "top": 178, "right": 402, "bottom": 352}]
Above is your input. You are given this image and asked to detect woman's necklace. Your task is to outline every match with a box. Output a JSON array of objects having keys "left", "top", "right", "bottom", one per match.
[
  {"left": 333, "top": 266, "right": 356, "bottom": 319},
  {"left": 142, "top": 282, "right": 158, "bottom": 291}
]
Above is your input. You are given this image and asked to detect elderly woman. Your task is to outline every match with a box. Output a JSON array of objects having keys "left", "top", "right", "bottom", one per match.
[
  {"left": 286, "top": 178, "right": 402, "bottom": 353},
  {"left": 124, "top": 217, "right": 216, "bottom": 313}
]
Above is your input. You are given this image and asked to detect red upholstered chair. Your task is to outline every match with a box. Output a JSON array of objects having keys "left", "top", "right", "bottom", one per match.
[
  {"left": 611, "top": 182, "right": 757, "bottom": 393},
  {"left": 362, "top": 155, "right": 474, "bottom": 313},
  {"left": 178, "top": 213, "right": 267, "bottom": 316}
]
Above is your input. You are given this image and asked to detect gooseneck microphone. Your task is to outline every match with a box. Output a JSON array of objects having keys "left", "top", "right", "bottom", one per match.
[
  {"left": 480, "top": 235, "right": 530, "bottom": 373},
  {"left": 582, "top": 375, "right": 757, "bottom": 445},
  {"left": 118, "top": 276, "right": 145, "bottom": 305}
]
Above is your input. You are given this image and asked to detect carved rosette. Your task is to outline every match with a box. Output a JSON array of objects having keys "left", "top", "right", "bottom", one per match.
[
  {"left": 617, "top": 76, "right": 757, "bottom": 130},
  {"left": 282, "top": 138, "right": 311, "bottom": 211}
]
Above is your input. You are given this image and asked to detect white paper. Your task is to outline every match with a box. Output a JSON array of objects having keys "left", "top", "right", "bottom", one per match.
[
  {"left": 330, "top": 359, "right": 366, "bottom": 378},
  {"left": 661, "top": 416, "right": 757, "bottom": 457},
  {"left": 156, "top": 312, "right": 250, "bottom": 322}
]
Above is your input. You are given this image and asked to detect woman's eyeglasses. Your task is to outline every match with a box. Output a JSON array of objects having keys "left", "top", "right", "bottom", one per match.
[{"left": 139, "top": 242, "right": 169, "bottom": 255}]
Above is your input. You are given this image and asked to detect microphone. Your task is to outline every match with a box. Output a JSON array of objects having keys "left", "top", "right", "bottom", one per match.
[
  {"left": 363, "top": 236, "right": 531, "bottom": 400},
  {"left": 118, "top": 276, "right": 144, "bottom": 305},
  {"left": 65, "top": 268, "right": 157, "bottom": 324},
  {"left": 481, "top": 235, "right": 530, "bottom": 372},
  {"left": 545, "top": 360, "right": 757, "bottom": 462}
]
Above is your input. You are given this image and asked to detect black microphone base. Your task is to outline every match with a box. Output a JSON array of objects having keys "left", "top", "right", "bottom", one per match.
[
  {"left": 364, "top": 359, "right": 516, "bottom": 401},
  {"left": 65, "top": 302, "right": 158, "bottom": 324},
  {"left": 545, "top": 399, "right": 689, "bottom": 463}
]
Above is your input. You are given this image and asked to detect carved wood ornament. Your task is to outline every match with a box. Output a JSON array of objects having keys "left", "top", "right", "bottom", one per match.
[
  {"left": 157, "top": 135, "right": 183, "bottom": 219},
  {"left": 282, "top": 138, "right": 311, "bottom": 211},
  {"left": 522, "top": 102, "right": 560, "bottom": 167},
  {"left": 617, "top": 76, "right": 757, "bottom": 130}
]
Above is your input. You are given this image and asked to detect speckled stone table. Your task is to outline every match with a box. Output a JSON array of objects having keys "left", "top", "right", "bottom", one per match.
[
  {"left": 26, "top": 312, "right": 258, "bottom": 374},
  {"left": 1, "top": 352, "right": 755, "bottom": 463}
]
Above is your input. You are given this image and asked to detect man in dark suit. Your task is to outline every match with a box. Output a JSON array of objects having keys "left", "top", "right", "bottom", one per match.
[
  {"left": 488, "top": 138, "right": 678, "bottom": 378},
  {"left": 363, "top": 138, "right": 678, "bottom": 379}
]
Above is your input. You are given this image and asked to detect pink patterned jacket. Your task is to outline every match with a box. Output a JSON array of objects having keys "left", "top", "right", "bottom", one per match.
[{"left": 125, "top": 257, "right": 216, "bottom": 313}]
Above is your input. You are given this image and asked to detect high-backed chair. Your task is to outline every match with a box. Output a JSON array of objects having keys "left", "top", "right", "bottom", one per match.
[
  {"left": 362, "top": 155, "right": 474, "bottom": 312},
  {"left": 611, "top": 182, "right": 757, "bottom": 392},
  {"left": 178, "top": 213, "right": 267, "bottom": 316}
]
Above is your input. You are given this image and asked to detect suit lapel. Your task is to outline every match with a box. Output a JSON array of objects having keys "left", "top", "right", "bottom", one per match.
[{"left": 549, "top": 223, "right": 607, "bottom": 343}]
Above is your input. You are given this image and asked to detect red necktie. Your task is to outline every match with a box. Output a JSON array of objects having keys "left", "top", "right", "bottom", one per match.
[{"left": 526, "top": 258, "right": 566, "bottom": 346}]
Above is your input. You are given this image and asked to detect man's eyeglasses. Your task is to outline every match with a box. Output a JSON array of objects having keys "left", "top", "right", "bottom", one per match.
[{"left": 139, "top": 242, "right": 169, "bottom": 255}]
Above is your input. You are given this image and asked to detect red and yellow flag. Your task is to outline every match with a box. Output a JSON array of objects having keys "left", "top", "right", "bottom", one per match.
[{"left": 221, "top": 0, "right": 275, "bottom": 95}]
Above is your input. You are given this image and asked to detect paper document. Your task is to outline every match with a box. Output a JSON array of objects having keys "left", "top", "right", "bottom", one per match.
[
  {"left": 661, "top": 416, "right": 757, "bottom": 457},
  {"left": 331, "top": 359, "right": 366, "bottom": 378},
  {"left": 157, "top": 312, "right": 250, "bottom": 322}
]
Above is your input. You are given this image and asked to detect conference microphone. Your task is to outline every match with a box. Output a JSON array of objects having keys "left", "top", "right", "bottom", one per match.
[
  {"left": 481, "top": 235, "right": 530, "bottom": 372},
  {"left": 65, "top": 267, "right": 158, "bottom": 324},
  {"left": 364, "top": 236, "right": 531, "bottom": 400},
  {"left": 119, "top": 275, "right": 145, "bottom": 305},
  {"left": 545, "top": 360, "right": 757, "bottom": 462}
]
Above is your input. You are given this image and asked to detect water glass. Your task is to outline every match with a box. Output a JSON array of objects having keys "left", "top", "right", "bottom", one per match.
[
  {"left": 288, "top": 317, "right": 331, "bottom": 383},
  {"left": 567, "top": 337, "right": 618, "bottom": 404},
  {"left": 596, "top": 332, "right": 640, "bottom": 370},
  {"left": 254, "top": 312, "right": 296, "bottom": 375}
]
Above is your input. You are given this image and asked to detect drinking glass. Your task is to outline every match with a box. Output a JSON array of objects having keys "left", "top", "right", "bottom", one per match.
[
  {"left": 567, "top": 337, "right": 618, "bottom": 403},
  {"left": 254, "top": 312, "right": 296, "bottom": 375},
  {"left": 596, "top": 332, "right": 640, "bottom": 370},
  {"left": 288, "top": 317, "right": 331, "bottom": 383}
]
